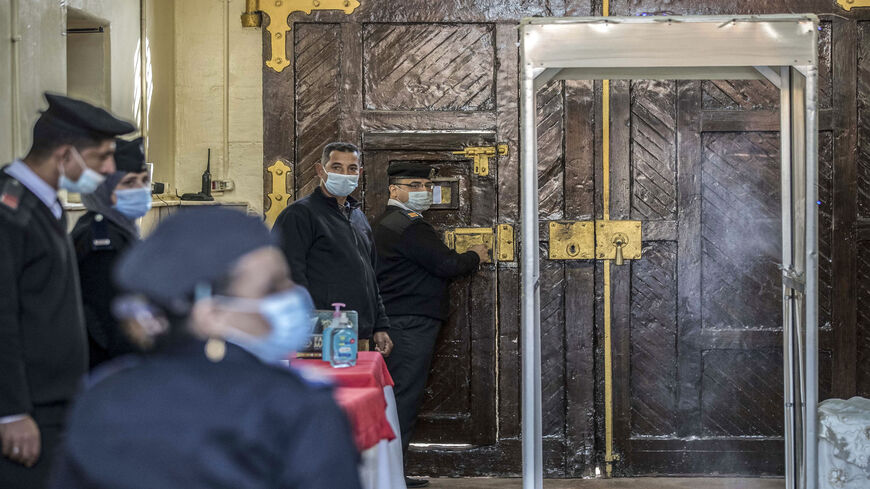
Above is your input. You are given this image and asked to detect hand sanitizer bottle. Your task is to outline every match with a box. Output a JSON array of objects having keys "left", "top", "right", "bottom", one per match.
[
  {"left": 321, "top": 303, "right": 344, "bottom": 363},
  {"left": 324, "top": 304, "right": 357, "bottom": 368}
]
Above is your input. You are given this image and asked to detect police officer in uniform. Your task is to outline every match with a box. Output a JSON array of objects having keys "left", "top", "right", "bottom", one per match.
[
  {"left": 372, "top": 162, "right": 488, "bottom": 488},
  {"left": 50, "top": 208, "right": 363, "bottom": 489},
  {"left": 0, "top": 93, "right": 134, "bottom": 488},
  {"left": 71, "top": 137, "right": 151, "bottom": 369}
]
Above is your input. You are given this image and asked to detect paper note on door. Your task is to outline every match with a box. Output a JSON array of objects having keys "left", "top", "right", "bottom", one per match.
[{"left": 433, "top": 185, "right": 442, "bottom": 204}]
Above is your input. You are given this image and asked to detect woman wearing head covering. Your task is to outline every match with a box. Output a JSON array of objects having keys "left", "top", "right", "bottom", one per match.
[
  {"left": 70, "top": 137, "right": 151, "bottom": 369},
  {"left": 50, "top": 208, "right": 364, "bottom": 489}
]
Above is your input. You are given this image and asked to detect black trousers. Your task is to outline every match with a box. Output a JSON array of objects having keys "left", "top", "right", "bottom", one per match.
[
  {"left": 384, "top": 315, "right": 442, "bottom": 456},
  {"left": 0, "top": 404, "right": 67, "bottom": 489}
]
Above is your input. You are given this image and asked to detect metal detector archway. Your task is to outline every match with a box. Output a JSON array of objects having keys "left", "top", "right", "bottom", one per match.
[{"left": 519, "top": 14, "right": 819, "bottom": 489}]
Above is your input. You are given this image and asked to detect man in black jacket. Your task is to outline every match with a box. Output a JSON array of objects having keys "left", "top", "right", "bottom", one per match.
[
  {"left": 0, "top": 93, "right": 134, "bottom": 488},
  {"left": 372, "top": 162, "right": 487, "bottom": 488},
  {"left": 272, "top": 142, "right": 393, "bottom": 355}
]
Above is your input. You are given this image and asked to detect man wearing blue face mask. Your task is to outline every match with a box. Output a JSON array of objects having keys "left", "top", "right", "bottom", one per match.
[
  {"left": 50, "top": 207, "right": 363, "bottom": 489},
  {"left": 273, "top": 142, "right": 393, "bottom": 357},
  {"left": 0, "top": 93, "right": 134, "bottom": 488},
  {"left": 71, "top": 137, "right": 151, "bottom": 369}
]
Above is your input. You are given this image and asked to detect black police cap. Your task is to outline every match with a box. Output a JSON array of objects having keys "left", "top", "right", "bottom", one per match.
[
  {"left": 115, "top": 208, "right": 276, "bottom": 313},
  {"left": 387, "top": 161, "right": 435, "bottom": 179},
  {"left": 115, "top": 137, "right": 147, "bottom": 173},
  {"left": 40, "top": 93, "right": 135, "bottom": 140}
]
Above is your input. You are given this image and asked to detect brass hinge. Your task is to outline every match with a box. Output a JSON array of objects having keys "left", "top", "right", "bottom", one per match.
[
  {"left": 443, "top": 224, "right": 515, "bottom": 262},
  {"left": 242, "top": 0, "right": 361, "bottom": 73},
  {"left": 452, "top": 144, "right": 508, "bottom": 177},
  {"left": 265, "top": 160, "right": 293, "bottom": 227}
]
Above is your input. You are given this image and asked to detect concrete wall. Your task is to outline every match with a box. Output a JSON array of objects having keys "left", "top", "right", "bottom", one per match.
[{"left": 173, "top": 0, "right": 264, "bottom": 214}]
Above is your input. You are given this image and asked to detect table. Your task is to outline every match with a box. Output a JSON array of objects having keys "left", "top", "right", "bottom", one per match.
[{"left": 293, "top": 352, "right": 407, "bottom": 489}]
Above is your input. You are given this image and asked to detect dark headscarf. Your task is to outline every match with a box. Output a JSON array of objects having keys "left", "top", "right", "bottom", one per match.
[{"left": 81, "top": 172, "right": 140, "bottom": 239}]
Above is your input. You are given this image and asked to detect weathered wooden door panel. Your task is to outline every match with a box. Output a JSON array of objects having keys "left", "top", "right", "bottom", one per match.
[
  {"left": 360, "top": 144, "right": 497, "bottom": 448},
  {"left": 614, "top": 75, "right": 835, "bottom": 475}
]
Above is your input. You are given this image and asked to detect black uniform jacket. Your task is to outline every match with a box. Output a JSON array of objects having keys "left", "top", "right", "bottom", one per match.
[
  {"left": 70, "top": 212, "right": 138, "bottom": 368},
  {"left": 373, "top": 205, "right": 480, "bottom": 321},
  {"left": 50, "top": 341, "right": 363, "bottom": 489},
  {"left": 0, "top": 169, "right": 87, "bottom": 418},
  {"left": 273, "top": 187, "right": 389, "bottom": 339}
]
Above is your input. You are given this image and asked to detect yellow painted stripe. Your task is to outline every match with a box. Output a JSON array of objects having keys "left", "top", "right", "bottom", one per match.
[{"left": 602, "top": 0, "right": 614, "bottom": 478}]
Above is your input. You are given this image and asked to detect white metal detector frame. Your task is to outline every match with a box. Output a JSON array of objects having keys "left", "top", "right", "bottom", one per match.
[{"left": 519, "top": 14, "right": 819, "bottom": 489}]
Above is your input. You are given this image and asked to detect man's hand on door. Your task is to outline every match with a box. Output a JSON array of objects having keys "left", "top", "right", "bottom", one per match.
[{"left": 470, "top": 244, "right": 490, "bottom": 264}]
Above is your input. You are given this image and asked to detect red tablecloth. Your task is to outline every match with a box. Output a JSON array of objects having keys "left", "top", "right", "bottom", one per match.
[
  {"left": 293, "top": 351, "right": 394, "bottom": 389},
  {"left": 333, "top": 386, "right": 395, "bottom": 451},
  {"left": 293, "top": 352, "right": 396, "bottom": 451}
]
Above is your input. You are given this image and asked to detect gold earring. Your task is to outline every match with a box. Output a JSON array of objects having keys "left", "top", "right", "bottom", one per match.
[{"left": 204, "top": 337, "right": 226, "bottom": 362}]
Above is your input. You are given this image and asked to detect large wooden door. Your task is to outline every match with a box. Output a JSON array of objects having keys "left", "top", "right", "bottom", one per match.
[
  {"left": 262, "top": 1, "right": 864, "bottom": 478},
  {"left": 606, "top": 70, "right": 836, "bottom": 474},
  {"left": 360, "top": 135, "right": 499, "bottom": 449}
]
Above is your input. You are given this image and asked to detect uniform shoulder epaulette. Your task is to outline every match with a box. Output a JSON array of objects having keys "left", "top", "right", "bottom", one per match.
[
  {"left": 403, "top": 210, "right": 422, "bottom": 220},
  {"left": 0, "top": 177, "right": 33, "bottom": 226},
  {"left": 90, "top": 214, "right": 114, "bottom": 251},
  {"left": 380, "top": 208, "right": 422, "bottom": 235}
]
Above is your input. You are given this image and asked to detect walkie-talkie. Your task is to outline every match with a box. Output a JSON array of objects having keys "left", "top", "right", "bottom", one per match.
[{"left": 179, "top": 149, "right": 215, "bottom": 201}]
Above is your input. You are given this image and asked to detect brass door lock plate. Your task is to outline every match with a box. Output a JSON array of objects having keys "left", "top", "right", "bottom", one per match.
[
  {"left": 452, "top": 144, "right": 508, "bottom": 177},
  {"left": 595, "top": 220, "right": 642, "bottom": 263},
  {"left": 444, "top": 227, "right": 494, "bottom": 263},
  {"left": 548, "top": 221, "right": 595, "bottom": 260}
]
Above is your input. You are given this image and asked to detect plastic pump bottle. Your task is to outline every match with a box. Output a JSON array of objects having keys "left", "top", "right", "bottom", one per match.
[{"left": 322, "top": 303, "right": 357, "bottom": 368}]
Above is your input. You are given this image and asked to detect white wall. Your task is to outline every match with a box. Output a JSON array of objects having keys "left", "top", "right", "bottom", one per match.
[
  {"left": 1, "top": 0, "right": 264, "bottom": 214},
  {"left": 174, "top": 0, "right": 264, "bottom": 214}
]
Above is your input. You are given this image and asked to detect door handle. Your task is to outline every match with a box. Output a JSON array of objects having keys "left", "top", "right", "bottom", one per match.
[{"left": 443, "top": 224, "right": 515, "bottom": 262}]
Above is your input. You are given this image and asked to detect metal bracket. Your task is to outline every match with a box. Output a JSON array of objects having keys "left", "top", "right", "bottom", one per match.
[
  {"left": 452, "top": 144, "right": 508, "bottom": 177},
  {"left": 245, "top": 0, "right": 361, "bottom": 73},
  {"left": 548, "top": 221, "right": 595, "bottom": 259},
  {"left": 596, "top": 220, "right": 642, "bottom": 263},
  {"left": 265, "top": 160, "right": 293, "bottom": 226},
  {"left": 837, "top": 0, "right": 870, "bottom": 11},
  {"left": 782, "top": 268, "right": 806, "bottom": 295}
]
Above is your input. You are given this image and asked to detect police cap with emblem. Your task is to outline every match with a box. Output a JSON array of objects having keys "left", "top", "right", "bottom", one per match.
[
  {"left": 387, "top": 161, "right": 436, "bottom": 179},
  {"left": 114, "top": 137, "right": 147, "bottom": 173},
  {"left": 39, "top": 93, "right": 135, "bottom": 139},
  {"left": 115, "top": 207, "right": 276, "bottom": 313}
]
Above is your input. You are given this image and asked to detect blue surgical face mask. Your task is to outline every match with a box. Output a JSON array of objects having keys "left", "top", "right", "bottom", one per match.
[
  {"left": 405, "top": 191, "right": 433, "bottom": 212},
  {"left": 219, "top": 286, "right": 315, "bottom": 364},
  {"left": 322, "top": 165, "right": 359, "bottom": 197},
  {"left": 60, "top": 147, "right": 106, "bottom": 194},
  {"left": 114, "top": 187, "right": 153, "bottom": 219}
]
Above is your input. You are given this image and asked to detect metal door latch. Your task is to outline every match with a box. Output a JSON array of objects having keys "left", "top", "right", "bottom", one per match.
[
  {"left": 547, "top": 220, "right": 642, "bottom": 264},
  {"left": 595, "top": 221, "right": 642, "bottom": 265},
  {"left": 444, "top": 224, "right": 515, "bottom": 262},
  {"left": 452, "top": 144, "right": 508, "bottom": 177}
]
